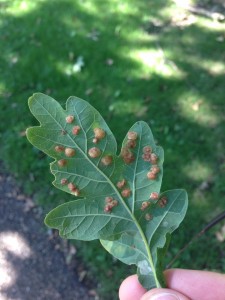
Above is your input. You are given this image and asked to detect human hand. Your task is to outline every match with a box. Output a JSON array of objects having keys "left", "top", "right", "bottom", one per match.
[{"left": 119, "top": 268, "right": 225, "bottom": 300}]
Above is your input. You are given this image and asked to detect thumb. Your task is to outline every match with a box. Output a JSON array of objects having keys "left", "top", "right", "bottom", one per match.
[{"left": 141, "top": 288, "right": 191, "bottom": 300}]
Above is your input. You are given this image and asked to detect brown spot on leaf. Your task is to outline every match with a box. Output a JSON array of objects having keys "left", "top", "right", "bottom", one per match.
[
  {"left": 126, "top": 140, "right": 136, "bottom": 148},
  {"left": 147, "top": 172, "right": 156, "bottom": 180},
  {"left": 92, "top": 137, "right": 98, "bottom": 144},
  {"left": 116, "top": 179, "right": 126, "bottom": 189},
  {"left": 143, "top": 146, "right": 152, "bottom": 153},
  {"left": 121, "top": 148, "right": 135, "bottom": 164},
  {"left": 55, "top": 145, "right": 65, "bottom": 153},
  {"left": 61, "top": 178, "right": 68, "bottom": 185},
  {"left": 68, "top": 183, "right": 76, "bottom": 192},
  {"left": 127, "top": 131, "right": 138, "bottom": 140},
  {"left": 72, "top": 126, "right": 81, "bottom": 135},
  {"left": 158, "top": 196, "right": 167, "bottom": 208},
  {"left": 151, "top": 165, "right": 160, "bottom": 174},
  {"left": 105, "top": 197, "right": 113, "bottom": 203},
  {"left": 88, "top": 147, "right": 101, "bottom": 158},
  {"left": 101, "top": 155, "right": 113, "bottom": 166},
  {"left": 65, "top": 148, "right": 75, "bottom": 157},
  {"left": 94, "top": 128, "right": 105, "bottom": 139},
  {"left": 57, "top": 159, "right": 67, "bottom": 167},
  {"left": 150, "top": 192, "right": 159, "bottom": 200},
  {"left": 141, "top": 201, "right": 150, "bottom": 211},
  {"left": 66, "top": 115, "right": 74, "bottom": 123},
  {"left": 145, "top": 213, "right": 153, "bottom": 221},
  {"left": 121, "top": 188, "right": 131, "bottom": 198},
  {"left": 104, "top": 205, "right": 112, "bottom": 213},
  {"left": 150, "top": 153, "right": 158, "bottom": 164}
]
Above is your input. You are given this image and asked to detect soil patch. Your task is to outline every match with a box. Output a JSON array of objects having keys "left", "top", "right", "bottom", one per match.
[{"left": 0, "top": 165, "right": 95, "bottom": 300}]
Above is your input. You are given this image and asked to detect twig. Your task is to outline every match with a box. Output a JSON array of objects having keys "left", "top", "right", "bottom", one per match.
[{"left": 166, "top": 210, "right": 225, "bottom": 269}]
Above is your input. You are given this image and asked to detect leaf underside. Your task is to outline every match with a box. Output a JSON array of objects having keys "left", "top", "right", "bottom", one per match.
[{"left": 26, "top": 93, "right": 188, "bottom": 290}]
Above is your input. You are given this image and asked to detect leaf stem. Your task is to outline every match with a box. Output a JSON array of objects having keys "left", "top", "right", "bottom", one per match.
[{"left": 135, "top": 219, "right": 161, "bottom": 288}]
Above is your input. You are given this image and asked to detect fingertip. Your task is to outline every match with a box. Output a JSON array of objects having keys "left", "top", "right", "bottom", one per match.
[
  {"left": 140, "top": 288, "right": 190, "bottom": 300},
  {"left": 119, "top": 274, "right": 147, "bottom": 300}
]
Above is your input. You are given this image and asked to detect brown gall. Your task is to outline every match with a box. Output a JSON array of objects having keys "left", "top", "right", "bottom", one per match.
[
  {"left": 72, "top": 126, "right": 81, "bottom": 135},
  {"left": 65, "top": 148, "right": 75, "bottom": 157},
  {"left": 121, "top": 188, "right": 131, "bottom": 198},
  {"left": 127, "top": 131, "right": 138, "bottom": 140},
  {"left": 55, "top": 145, "right": 65, "bottom": 152},
  {"left": 88, "top": 147, "right": 101, "bottom": 158},
  {"left": 66, "top": 115, "right": 74, "bottom": 123},
  {"left": 94, "top": 128, "right": 105, "bottom": 139},
  {"left": 57, "top": 159, "right": 67, "bottom": 167},
  {"left": 101, "top": 155, "right": 113, "bottom": 166}
]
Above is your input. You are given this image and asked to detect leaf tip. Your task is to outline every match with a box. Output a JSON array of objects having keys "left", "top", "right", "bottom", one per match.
[{"left": 28, "top": 92, "right": 43, "bottom": 107}]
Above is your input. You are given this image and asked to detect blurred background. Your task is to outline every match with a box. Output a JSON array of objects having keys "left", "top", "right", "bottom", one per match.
[{"left": 0, "top": 0, "right": 225, "bottom": 298}]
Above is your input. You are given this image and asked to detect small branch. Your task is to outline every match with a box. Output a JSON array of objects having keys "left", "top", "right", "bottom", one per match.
[{"left": 166, "top": 210, "right": 225, "bottom": 269}]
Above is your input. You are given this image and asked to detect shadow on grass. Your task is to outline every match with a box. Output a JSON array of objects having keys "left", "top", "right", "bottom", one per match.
[{"left": 0, "top": 0, "right": 225, "bottom": 298}]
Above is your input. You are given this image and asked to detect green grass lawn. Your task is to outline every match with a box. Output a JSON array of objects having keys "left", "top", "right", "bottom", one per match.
[{"left": 1, "top": 0, "right": 225, "bottom": 298}]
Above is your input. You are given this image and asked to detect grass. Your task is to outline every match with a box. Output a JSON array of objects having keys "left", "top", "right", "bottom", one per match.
[{"left": 1, "top": 0, "right": 225, "bottom": 298}]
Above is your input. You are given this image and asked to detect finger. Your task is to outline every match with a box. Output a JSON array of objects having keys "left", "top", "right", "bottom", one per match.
[
  {"left": 141, "top": 288, "right": 190, "bottom": 300},
  {"left": 165, "top": 268, "right": 225, "bottom": 300},
  {"left": 119, "top": 274, "right": 146, "bottom": 300},
  {"left": 119, "top": 269, "right": 225, "bottom": 300}
]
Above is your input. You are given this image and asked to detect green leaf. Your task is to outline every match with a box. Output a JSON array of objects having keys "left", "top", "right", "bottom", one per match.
[{"left": 26, "top": 93, "right": 188, "bottom": 290}]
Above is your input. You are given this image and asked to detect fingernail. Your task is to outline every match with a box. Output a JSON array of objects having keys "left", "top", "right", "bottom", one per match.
[{"left": 145, "top": 292, "right": 180, "bottom": 300}]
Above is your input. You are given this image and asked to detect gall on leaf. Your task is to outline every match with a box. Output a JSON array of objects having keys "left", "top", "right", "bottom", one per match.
[
  {"left": 72, "top": 125, "right": 81, "bottom": 135},
  {"left": 55, "top": 145, "right": 64, "bottom": 153},
  {"left": 147, "top": 171, "right": 156, "bottom": 180},
  {"left": 121, "top": 188, "right": 131, "bottom": 198},
  {"left": 150, "top": 153, "right": 158, "bottom": 164},
  {"left": 61, "top": 178, "right": 68, "bottom": 185},
  {"left": 127, "top": 131, "right": 138, "bottom": 140},
  {"left": 105, "top": 196, "right": 113, "bottom": 203},
  {"left": 141, "top": 201, "right": 151, "bottom": 211},
  {"left": 26, "top": 93, "right": 188, "bottom": 291},
  {"left": 143, "top": 146, "right": 152, "bottom": 153},
  {"left": 151, "top": 165, "right": 160, "bottom": 174},
  {"left": 111, "top": 200, "right": 118, "bottom": 207},
  {"left": 126, "top": 139, "right": 136, "bottom": 148},
  {"left": 142, "top": 152, "right": 151, "bottom": 162},
  {"left": 101, "top": 155, "right": 113, "bottom": 166},
  {"left": 73, "top": 189, "right": 80, "bottom": 197},
  {"left": 68, "top": 182, "right": 76, "bottom": 192},
  {"left": 66, "top": 115, "right": 74, "bottom": 123},
  {"left": 94, "top": 127, "right": 105, "bottom": 140},
  {"left": 104, "top": 204, "right": 112, "bottom": 213},
  {"left": 116, "top": 179, "right": 126, "bottom": 189},
  {"left": 57, "top": 159, "right": 67, "bottom": 167},
  {"left": 65, "top": 147, "right": 76, "bottom": 157},
  {"left": 121, "top": 147, "right": 135, "bottom": 164},
  {"left": 150, "top": 192, "right": 159, "bottom": 200},
  {"left": 88, "top": 147, "right": 101, "bottom": 158},
  {"left": 158, "top": 196, "right": 168, "bottom": 208}
]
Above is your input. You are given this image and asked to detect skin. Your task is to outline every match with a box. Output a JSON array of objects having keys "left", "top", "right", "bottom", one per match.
[{"left": 119, "top": 269, "right": 225, "bottom": 300}]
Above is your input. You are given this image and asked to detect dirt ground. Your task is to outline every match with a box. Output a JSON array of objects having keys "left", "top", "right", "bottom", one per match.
[{"left": 0, "top": 165, "right": 96, "bottom": 300}]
